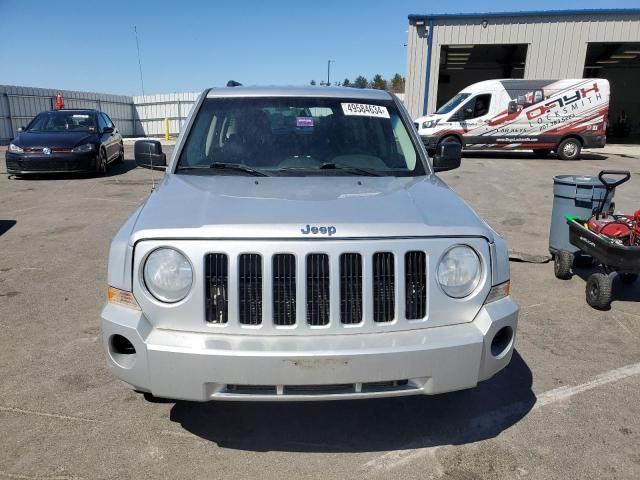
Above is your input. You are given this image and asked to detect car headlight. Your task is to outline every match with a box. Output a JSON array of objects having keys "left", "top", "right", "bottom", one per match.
[
  {"left": 437, "top": 245, "right": 482, "bottom": 298},
  {"left": 9, "top": 143, "right": 23, "bottom": 153},
  {"left": 422, "top": 119, "right": 440, "bottom": 129},
  {"left": 143, "top": 248, "right": 193, "bottom": 303},
  {"left": 71, "top": 143, "right": 95, "bottom": 153}
]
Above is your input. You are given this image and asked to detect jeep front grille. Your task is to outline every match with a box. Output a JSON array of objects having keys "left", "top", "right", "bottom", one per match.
[
  {"left": 272, "top": 254, "right": 296, "bottom": 326},
  {"left": 405, "top": 251, "right": 427, "bottom": 319},
  {"left": 340, "top": 253, "right": 363, "bottom": 324},
  {"left": 205, "top": 253, "right": 228, "bottom": 324},
  {"left": 306, "top": 253, "right": 330, "bottom": 326},
  {"left": 238, "top": 254, "right": 262, "bottom": 325},
  {"left": 373, "top": 252, "right": 395, "bottom": 323},
  {"left": 202, "top": 248, "right": 434, "bottom": 330}
]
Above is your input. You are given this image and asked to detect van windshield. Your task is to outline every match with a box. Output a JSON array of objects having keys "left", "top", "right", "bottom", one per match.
[
  {"left": 176, "top": 97, "right": 426, "bottom": 177},
  {"left": 435, "top": 93, "right": 470, "bottom": 114}
]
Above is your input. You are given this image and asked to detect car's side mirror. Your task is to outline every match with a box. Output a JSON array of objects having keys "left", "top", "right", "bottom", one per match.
[
  {"left": 17, "top": 126, "right": 25, "bottom": 132},
  {"left": 102, "top": 126, "right": 114, "bottom": 134},
  {"left": 432, "top": 142, "right": 462, "bottom": 172},
  {"left": 135, "top": 140, "right": 167, "bottom": 169},
  {"left": 508, "top": 100, "right": 517, "bottom": 114}
]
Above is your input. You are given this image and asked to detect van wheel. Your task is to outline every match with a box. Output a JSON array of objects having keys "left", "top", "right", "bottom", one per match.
[
  {"left": 533, "top": 149, "right": 551, "bottom": 157},
  {"left": 437, "top": 136, "right": 461, "bottom": 154},
  {"left": 557, "top": 138, "right": 582, "bottom": 160}
]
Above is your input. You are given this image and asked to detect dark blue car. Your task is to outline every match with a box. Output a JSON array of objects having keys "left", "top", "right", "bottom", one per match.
[{"left": 5, "top": 109, "right": 124, "bottom": 176}]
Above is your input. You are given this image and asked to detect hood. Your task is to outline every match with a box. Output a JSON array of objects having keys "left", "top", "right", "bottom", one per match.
[
  {"left": 13, "top": 131, "right": 96, "bottom": 149},
  {"left": 129, "top": 174, "right": 494, "bottom": 242}
]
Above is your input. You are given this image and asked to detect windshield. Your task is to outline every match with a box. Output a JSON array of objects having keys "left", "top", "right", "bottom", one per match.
[
  {"left": 176, "top": 97, "right": 426, "bottom": 177},
  {"left": 27, "top": 111, "right": 97, "bottom": 132},
  {"left": 435, "top": 93, "right": 471, "bottom": 115}
]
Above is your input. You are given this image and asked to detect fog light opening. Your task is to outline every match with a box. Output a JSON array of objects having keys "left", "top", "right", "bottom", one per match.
[
  {"left": 109, "top": 334, "right": 137, "bottom": 369},
  {"left": 491, "top": 326, "right": 514, "bottom": 358}
]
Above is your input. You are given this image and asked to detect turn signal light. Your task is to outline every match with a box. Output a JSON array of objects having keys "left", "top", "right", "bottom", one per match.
[
  {"left": 484, "top": 281, "right": 510, "bottom": 304},
  {"left": 107, "top": 286, "right": 140, "bottom": 310}
]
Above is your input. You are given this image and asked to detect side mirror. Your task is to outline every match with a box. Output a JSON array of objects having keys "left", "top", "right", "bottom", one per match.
[
  {"left": 508, "top": 100, "right": 517, "bottom": 114},
  {"left": 432, "top": 142, "right": 462, "bottom": 172},
  {"left": 135, "top": 140, "right": 167, "bottom": 169},
  {"left": 17, "top": 126, "right": 25, "bottom": 132},
  {"left": 102, "top": 126, "right": 114, "bottom": 134}
]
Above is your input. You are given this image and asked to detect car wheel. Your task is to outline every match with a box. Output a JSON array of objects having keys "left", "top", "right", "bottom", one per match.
[
  {"left": 553, "top": 250, "right": 573, "bottom": 280},
  {"left": 557, "top": 138, "right": 581, "bottom": 160},
  {"left": 96, "top": 149, "right": 108, "bottom": 176},
  {"left": 533, "top": 149, "right": 551, "bottom": 157},
  {"left": 115, "top": 145, "right": 124, "bottom": 164},
  {"left": 585, "top": 273, "right": 612, "bottom": 310}
]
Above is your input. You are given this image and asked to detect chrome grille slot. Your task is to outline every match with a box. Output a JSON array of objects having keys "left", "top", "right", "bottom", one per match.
[
  {"left": 306, "top": 254, "right": 330, "bottom": 326},
  {"left": 238, "top": 254, "right": 262, "bottom": 325},
  {"left": 205, "top": 253, "right": 228, "bottom": 324},
  {"left": 273, "top": 254, "right": 296, "bottom": 326},
  {"left": 405, "top": 251, "right": 427, "bottom": 319},
  {"left": 373, "top": 252, "right": 395, "bottom": 322},
  {"left": 340, "top": 253, "right": 363, "bottom": 324}
]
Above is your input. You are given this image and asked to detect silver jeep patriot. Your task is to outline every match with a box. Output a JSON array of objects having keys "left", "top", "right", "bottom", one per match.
[{"left": 102, "top": 86, "right": 518, "bottom": 401}]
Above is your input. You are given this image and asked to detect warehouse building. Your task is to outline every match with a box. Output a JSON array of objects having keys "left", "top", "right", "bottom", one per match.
[{"left": 405, "top": 9, "right": 640, "bottom": 140}]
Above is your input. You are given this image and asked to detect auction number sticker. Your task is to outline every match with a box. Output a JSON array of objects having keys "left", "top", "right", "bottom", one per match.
[{"left": 341, "top": 103, "right": 390, "bottom": 118}]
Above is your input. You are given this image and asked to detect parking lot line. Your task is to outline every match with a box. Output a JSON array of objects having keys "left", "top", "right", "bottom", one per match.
[
  {"left": 0, "top": 405, "right": 103, "bottom": 424},
  {"left": 361, "top": 361, "right": 640, "bottom": 473}
]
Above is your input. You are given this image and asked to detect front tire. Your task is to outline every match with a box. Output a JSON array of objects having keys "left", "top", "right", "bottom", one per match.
[
  {"left": 115, "top": 144, "right": 124, "bottom": 165},
  {"left": 557, "top": 138, "right": 582, "bottom": 160},
  {"left": 586, "top": 273, "right": 612, "bottom": 310},
  {"left": 96, "top": 149, "right": 108, "bottom": 177}
]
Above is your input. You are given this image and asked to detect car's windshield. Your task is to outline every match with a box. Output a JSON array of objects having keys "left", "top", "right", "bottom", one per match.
[
  {"left": 176, "top": 97, "right": 426, "bottom": 176},
  {"left": 435, "top": 93, "right": 471, "bottom": 114},
  {"left": 27, "top": 111, "right": 97, "bottom": 132}
]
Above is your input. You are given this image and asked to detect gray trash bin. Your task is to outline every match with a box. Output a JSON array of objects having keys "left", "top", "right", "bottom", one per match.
[{"left": 549, "top": 175, "right": 614, "bottom": 255}]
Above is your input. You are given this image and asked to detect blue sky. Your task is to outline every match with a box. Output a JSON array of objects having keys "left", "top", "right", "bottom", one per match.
[{"left": 0, "top": 0, "right": 638, "bottom": 95}]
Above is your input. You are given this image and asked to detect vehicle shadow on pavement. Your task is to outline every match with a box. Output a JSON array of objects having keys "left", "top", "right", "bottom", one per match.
[
  {"left": 461, "top": 151, "right": 607, "bottom": 161},
  {"left": 0, "top": 220, "right": 17, "bottom": 237},
  {"left": 169, "top": 350, "right": 535, "bottom": 453}
]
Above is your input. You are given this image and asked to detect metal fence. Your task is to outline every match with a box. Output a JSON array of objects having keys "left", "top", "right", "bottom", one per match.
[{"left": 1, "top": 85, "right": 406, "bottom": 144}]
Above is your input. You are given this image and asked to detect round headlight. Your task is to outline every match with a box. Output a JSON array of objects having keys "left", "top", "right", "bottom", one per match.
[
  {"left": 437, "top": 245, "right": 481, "bottom": 298},
  {"left": 143, "top": 248, "right": 193, "bottom": 303}
]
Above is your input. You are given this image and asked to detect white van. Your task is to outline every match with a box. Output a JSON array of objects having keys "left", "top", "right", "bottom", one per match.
[{"left": 415, "top": 79, "right": 609, "bottom": 160}]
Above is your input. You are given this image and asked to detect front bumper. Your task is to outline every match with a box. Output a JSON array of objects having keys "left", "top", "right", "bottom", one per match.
[
  {"left": 420, "top": 134, "right": 438, "bottom": 150},
  {"left": 5, "top": 151, "right": 99, "bottom": 174},
  {"left": 101, "top": 297, "right": 519, "bottom": 401}
]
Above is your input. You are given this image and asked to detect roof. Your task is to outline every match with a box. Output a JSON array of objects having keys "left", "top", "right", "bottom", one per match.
[
  {"left": 408, "top": 9, "right": 640, "bottom": 22},
  {"left": 205, "top": 86, "right": 393, "bottom": 100}
]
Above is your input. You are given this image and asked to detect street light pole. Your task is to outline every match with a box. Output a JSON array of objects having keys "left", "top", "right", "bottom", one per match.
[{"left": 327, "top": 60, "right": 335, "bottom": 86}]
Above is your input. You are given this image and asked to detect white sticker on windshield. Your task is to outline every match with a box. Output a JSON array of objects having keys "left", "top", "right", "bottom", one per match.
[
  {"left": 341, "top": 103, "right": 389, "bottom": 118},
  {"left": 72, "top": 114, "right": 90, "bottom": 119}
]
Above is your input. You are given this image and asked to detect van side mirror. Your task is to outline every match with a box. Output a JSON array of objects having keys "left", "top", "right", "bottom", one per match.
[
  {"left": 508, "top": 101, "right": 517, "bottom": 114},
  {"left": 135, "top": 140, "right": 167, "bottom": 169},
  {"left": 432, "top": 142, "right": 462, "bottom": 172}
]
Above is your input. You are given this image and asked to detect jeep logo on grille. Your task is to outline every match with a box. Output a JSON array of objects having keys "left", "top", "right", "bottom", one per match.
[{"left": 301, "top": 224, "right": 337, "bottom": 236}]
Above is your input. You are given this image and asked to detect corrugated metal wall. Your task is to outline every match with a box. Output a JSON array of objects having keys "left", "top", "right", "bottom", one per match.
[
  {"left": 0, "top": 85, "right": 134, "bottom": 142},
  {"left": 132, "top": 92, "right": 199, "bottom": 136},
  {"left": 0, "top": 86, "right": 201, "bottom": 143},
  {"left": 405, "top": 13, "right": 640, "bottom": 117}
]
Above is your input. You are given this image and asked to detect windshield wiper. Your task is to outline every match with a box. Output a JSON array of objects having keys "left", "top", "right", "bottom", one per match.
[
  {"left": 318, "top": 163, "right": 382, "bottom": 176},
  {"left": 178, "top": 163, "right": 269, "bottom": 177}
]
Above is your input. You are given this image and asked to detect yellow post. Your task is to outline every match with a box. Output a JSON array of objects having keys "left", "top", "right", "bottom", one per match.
[{"left": 164, "top": 117, "right": 169, "bottom": 141}]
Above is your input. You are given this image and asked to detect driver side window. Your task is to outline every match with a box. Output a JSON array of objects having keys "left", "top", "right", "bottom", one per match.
[{"left": 457, "top": 94, "right": 492, "bottom": 120}]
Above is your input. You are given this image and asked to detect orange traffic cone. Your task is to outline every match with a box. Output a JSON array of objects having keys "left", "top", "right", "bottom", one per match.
[{"left": 55, "top": 93, "right": 64, "bottom": 110}]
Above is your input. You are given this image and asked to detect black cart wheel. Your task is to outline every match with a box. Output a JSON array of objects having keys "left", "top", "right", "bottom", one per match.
[
  {"left": 533, "top": 149, "right": 551, "bottom": 157},
  {"left": 554, "top": 250, "right": 573, "bottom": 279},
  {"left": 557, "top": 138, "right": 582, "bottom": 160},
  {"left": 586, "top": 273, "right": 612, "bottom": 310},
  {"left": 619, "top": 273, "right": 638, "bottom": 285}
]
